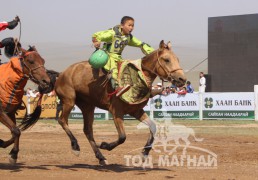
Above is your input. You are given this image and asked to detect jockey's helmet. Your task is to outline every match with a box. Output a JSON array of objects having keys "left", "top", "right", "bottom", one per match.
[{"left": 89, "top": 49, "right": 108, "bottom": 68}]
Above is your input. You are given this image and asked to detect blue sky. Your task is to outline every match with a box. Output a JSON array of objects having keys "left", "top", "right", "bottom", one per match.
[{"left": 1, "top": 0, "right": 258, "bottom": 73}]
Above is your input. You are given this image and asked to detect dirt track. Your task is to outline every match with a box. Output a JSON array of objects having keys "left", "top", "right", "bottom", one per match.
[{"left": 0, "top": 121, "right": 258, "bottom": 180}]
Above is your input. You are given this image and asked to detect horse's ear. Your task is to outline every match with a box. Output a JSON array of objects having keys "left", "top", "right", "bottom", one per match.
[
  {"left": 159, "top": 40, "right": 166, "bottom": 49},
  {"left": 28, "top": 45, "right": 37, "bottom": 52},
  {"left": 167, "top": 41, "right": 172, "bottom": 50},
  {"left": 32, "top": 46, "right": 37, "bottom": 52},
  {"left": 20, "top": 47, "right": 27, "bottom": 56}
]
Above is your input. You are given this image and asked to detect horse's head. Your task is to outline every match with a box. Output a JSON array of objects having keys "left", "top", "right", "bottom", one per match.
[
  {"left": 142, "top": 40, "right": 186, "bottom": 87},
  {"left": 20, "top": 46, "right": 51, "bottom": 89}
]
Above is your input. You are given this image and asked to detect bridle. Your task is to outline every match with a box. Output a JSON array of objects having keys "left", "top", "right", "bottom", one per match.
[
  {"left": 20, "top": 51, "right": 45, "bottom": 83},
  {"left": 142, "top": 50, "right": 182, "bottom": 81}
]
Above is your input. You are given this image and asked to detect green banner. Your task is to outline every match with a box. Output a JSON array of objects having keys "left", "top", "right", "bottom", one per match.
[
  {"left": 153, "top": 111, "right": 199, "bottom": 119},
  {"left": 69, "top": 113, "right": 106, "bottom": 120},
  {"left": 109, "top": 111, "right": 150, "bottom": 120},
  {"left": 203, "top": 110, "right": 254, "bottom": 119}
]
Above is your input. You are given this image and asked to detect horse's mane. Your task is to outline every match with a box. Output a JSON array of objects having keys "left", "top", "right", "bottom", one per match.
[
  {"left": 141, "top": 49, "right": 157, "bottom": 61},
  {"left": 37, "top": 69, "right": 60, "bottom": 94}
]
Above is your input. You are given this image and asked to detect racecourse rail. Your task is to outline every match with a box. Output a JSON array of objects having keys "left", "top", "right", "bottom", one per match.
[{"left": 19, "top": 85, "right": 258, "bottom": 121}]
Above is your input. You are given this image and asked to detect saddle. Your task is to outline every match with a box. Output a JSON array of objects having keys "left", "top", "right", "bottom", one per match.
[{"left": 117, "top": 59, "right": 151, "bottom": 104}]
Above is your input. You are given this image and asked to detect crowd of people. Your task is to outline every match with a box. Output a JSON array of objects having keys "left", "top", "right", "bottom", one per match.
[
  {"left": 152, "top": 80, "right": 195, "bottom": 96},
  {"left": 152, "top": 71, "right": 207, "bottom": 96}
]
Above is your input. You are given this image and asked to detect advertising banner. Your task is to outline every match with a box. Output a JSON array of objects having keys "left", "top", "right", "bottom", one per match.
[
  {"left": 16, "top": 92, "right": 256, "bottom": 120},
  {"left": 202, "top": 92, "right": 255, "bottom": 119},
  {"left": 152, "top": 94, "right": 200, "bottom": 119},
  {"left": 16, "top": 95, "right": 57, "bottom": 119},
  {"left": 69, "top": 106, "right": 108, "bottom": 120}
]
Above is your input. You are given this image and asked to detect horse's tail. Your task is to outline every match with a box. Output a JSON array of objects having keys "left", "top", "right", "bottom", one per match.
[{"left": 18, "top": 94, "right": 43, "bottom": 131}]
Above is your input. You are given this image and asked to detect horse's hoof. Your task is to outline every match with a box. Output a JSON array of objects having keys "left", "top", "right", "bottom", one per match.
[
  {"left": 96, "top": 142, "right": 102, "bottom": 148},
  {"left": 99, "top": 159, "right": 108, "bottom": 166},
  {"left": 141, "top": 154, "right": 148, "bottom": 162},
  {"left": 99, "top": 142, "right": 111, "bottom": 150},
  {"left": 72, "top": 150, "right": 80, "bottom": 157},
  {"left": 9, "top": 156, "right": 17, "bottom": 165}
]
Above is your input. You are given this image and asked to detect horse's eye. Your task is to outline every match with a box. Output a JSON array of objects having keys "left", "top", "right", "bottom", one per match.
[
  {"left": 28, "top": 59, "right": 34, "bottom": 64},
  {"left": 164, "top": 59, "right": 170, "bottom": 63}
]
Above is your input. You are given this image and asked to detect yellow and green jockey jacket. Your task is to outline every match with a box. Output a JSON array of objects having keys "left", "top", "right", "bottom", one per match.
[{"left": 92, "top": 25, "right": 154, "bottom": 71}]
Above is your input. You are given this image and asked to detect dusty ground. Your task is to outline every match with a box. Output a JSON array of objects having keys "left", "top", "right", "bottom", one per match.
[{"left": 0, "top": 120, "right": 258, "bottom": 180}]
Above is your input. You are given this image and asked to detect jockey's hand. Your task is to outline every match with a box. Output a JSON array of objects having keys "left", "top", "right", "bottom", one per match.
[
  {"left": 93, "top": 41, "right": 101, "bottom": 49},
  {"left": 15, "top": 16, "right": 20, "bottom": 22},
  {"left": 7, "top": 18, "right": 19, "bottom": 30}
]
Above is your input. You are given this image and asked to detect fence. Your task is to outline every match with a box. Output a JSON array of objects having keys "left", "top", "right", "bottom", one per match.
[{"left": 18, "top": 85, "right": 258, "bottom": 121}]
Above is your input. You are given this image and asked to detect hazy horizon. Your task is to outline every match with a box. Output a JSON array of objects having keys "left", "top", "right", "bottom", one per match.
[{"left": 1, "top": 0, "right": 257, "bottom": 89}]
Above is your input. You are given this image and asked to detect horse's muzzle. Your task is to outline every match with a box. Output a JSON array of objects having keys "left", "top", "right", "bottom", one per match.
[
  {"left": 38, "top": 80, "right": 53, "bottom": 94},
  {"left": 175, "top": 78, "right": 187, "bottom": 87}
]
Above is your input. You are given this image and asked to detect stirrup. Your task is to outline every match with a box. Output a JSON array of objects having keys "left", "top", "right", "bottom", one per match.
[{"left": 116, "top": 84, "right": 130, "bottom": 97}]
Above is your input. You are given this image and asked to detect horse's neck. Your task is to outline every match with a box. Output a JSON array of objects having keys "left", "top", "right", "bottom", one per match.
[{"left": 141, "top": 52, "right": 158, "bottom": 86}]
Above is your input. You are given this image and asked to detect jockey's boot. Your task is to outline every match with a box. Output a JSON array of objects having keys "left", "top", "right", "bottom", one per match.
[{"left": 116, "top": 84, "right": 130, "bottom": 97}]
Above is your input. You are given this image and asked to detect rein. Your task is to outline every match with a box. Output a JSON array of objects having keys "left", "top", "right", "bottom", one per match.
[{"left": 142, "top": 50, "right": 182, "bottom": 81}]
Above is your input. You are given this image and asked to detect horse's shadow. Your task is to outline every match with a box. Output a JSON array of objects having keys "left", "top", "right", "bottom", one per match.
[
  {"left": 0, "top": 163, "right": 171, "bottom": 173},
  {"left": 56, "top": 163, "right": 171, "bottom": 173},
  {"left": 0, "top": 163, "right": 49, "bottom": 172}
]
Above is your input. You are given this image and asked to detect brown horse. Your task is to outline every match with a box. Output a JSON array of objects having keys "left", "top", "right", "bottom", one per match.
[
  {"left": 0, "top": 46, "right": 51, "bottom": 164},
  {"left": 57, "top": 40, "right": 186, "bottom": 165},
  {"left": 22, "top": 40, "right": 186, "bottom": 165}
]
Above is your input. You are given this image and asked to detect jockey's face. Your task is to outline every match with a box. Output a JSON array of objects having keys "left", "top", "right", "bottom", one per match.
[{"left": 121, "top": 19, "right": 134, "bottom": 35}]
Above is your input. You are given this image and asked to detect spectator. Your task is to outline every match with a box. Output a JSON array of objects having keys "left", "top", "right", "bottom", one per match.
[
  {"left": 199, "top": 72, "right": 206, "bottom": 93},
  {"left": 26, "top": 88, "right": 39, "bottom": 114},
  {"left": 171, "top": 79, "right": 177, "bottom": 89},
  {"left": 186, "top": 81, "right": 194, "bottom": 93},
  {"left": 170, "top": 79, "right": 178, "bottom": 93},
  {"left": 162, "top": 86, "right": 171, "bottom": 96},
  {"left": 152, "top": 82, "right": 163, "bottom": 90},
  {"left": 170, "top": 87, "right": 176, "bottom": 93},
  {"left": 151, "top": 82, "right": 163, "bottom": 97},
  {"left": 55, "top": 95, "right": 63, "bottom": 120},
  {"left": 26, "top": 88, "right": 39, "bottom": 98},
  {"left": 177, "top": 86, "right": 187, "bottom": 95}
]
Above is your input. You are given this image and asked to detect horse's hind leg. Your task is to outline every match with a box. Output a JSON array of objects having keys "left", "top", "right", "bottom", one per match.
[
  {"left": 0, "top": 111, "right": 21, "bottom": 164},
  {"left": 58, "top": 98, "right": 80, "bottom": 156},
  {"left": 79, "top": 104, "right": 108, "bottom": 165},
  {"left": 98, "top": 111, "right": 126, "bottom": 151},
  {"left": 130, "top": 110, "right": 156, "bottom": 158}
]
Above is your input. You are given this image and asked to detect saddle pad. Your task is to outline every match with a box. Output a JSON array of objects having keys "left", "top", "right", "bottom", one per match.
[
  {"left": 118, "top": 59, "right": 151, "bottom": 104},
  {"left": 0, "top": 57, "right": 27, "bottom": 112}
]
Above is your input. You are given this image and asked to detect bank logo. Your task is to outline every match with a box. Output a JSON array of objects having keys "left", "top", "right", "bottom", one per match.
[
  {"left": 125, "top": 119, "right": 217, "bottom": 169},
  {"left": 205, "top": 97, "right": 213, "bottom": 108},
  {"left": 154, "top": 98, "right": 162, "bottom": 109}
]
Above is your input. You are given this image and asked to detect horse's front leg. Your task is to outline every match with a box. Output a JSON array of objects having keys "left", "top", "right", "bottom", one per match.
[
  {"left": 98, "top": 113, "right": 126, "bottom": 151},
  {"left": 79, "top": 104, "right": 108, "bottom": 165},
  {"left": 0, "top": 112, "right": 20, "bottom": 164},
  {"left": 130, "top": 110, "right": 156, "bottom": 158},
  {"left": 58, "top": 102, "right": 80, "bottom": 156}
]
